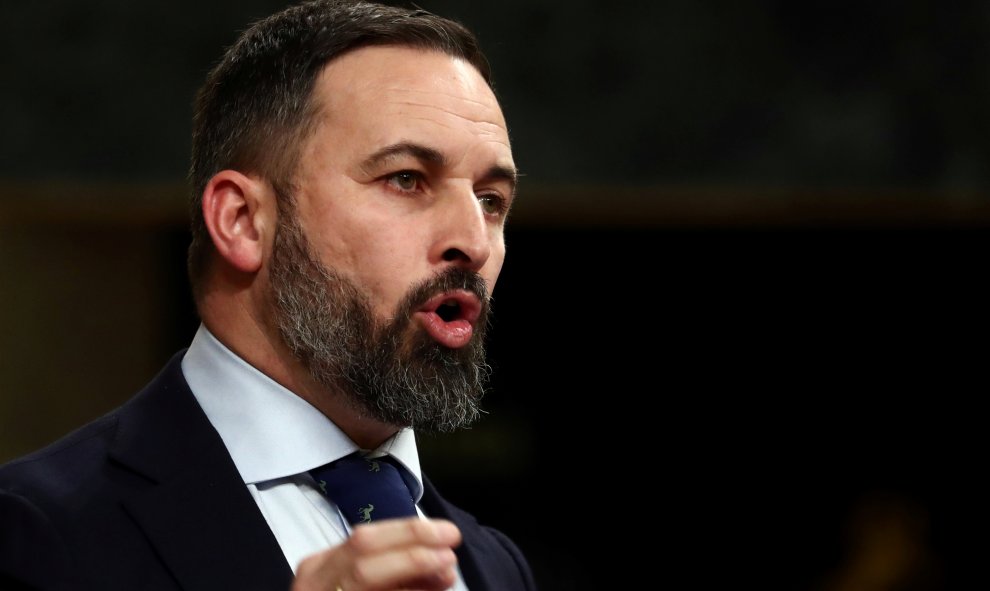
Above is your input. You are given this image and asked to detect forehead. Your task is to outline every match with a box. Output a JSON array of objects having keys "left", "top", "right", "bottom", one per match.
[{"left": 309, "top": 45, "right": 511, "bottom": 154}]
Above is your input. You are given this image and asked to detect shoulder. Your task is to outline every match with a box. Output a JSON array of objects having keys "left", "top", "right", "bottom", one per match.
[
  {"left": 0, "top": 350, "right": 191, "bottom": 507},
  {"left": 0, "top": 411, "right": 124, "bottom": 591},
  {"left": 0, "top": 351, "right": 196, "bottom": 589},
  {"left": 0, "top": 412, "right": 120, "bottom": 504}
]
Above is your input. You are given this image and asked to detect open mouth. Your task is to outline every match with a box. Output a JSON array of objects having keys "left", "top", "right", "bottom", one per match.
[
  {"left": 436, "top": 300, "right": 461, "bottom": 322},
  {"left": 415, "top": 290, "right": 483, "bottom": 348}
]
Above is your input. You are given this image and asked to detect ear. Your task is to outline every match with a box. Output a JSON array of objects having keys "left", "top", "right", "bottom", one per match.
[{"left": 200, "top": 170, "right": 271, "bottom": 274}]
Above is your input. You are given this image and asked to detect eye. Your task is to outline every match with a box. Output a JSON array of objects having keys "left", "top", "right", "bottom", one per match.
[
  {"left": 478, "top": 193, "right": 508, "bottom": 217},
  {"left": 386, "top": 171, "right": 423, "bottom": 193}
]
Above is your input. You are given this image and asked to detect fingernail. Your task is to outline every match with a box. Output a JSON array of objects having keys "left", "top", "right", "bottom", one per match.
[{"left": 435, "top": 520, "right": 459, "bottom": 539}]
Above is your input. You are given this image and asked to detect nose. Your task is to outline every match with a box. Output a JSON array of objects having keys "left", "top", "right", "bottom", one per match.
[{"left": 431, "top": 187, "right": 492, "bottom": 272}]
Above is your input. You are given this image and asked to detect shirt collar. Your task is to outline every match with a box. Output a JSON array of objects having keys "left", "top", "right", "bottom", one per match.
[{"left": 180, "top": 324, "right": 423, "bottom": 500}]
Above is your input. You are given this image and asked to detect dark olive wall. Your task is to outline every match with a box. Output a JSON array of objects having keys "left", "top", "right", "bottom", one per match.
[
  {"left": 3, "top": 1, "right": 990, "bottom": 190},
  {"left": 2, "top": 2, "right": 987, "bottom": 590}
]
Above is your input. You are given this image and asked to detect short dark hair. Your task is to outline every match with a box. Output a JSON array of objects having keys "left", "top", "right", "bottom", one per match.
[{"left": 187, "top": 0, "right": 493, "bottom": 300}]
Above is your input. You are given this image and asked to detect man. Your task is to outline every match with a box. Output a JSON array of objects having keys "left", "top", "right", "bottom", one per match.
[{"left": 0, "top": 1, "right": 536, "bottom": 590}]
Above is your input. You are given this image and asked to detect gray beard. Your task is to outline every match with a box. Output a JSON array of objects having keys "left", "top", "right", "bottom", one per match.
[{"left": 268, "top": 210, "right": 489, "bottom": 433}]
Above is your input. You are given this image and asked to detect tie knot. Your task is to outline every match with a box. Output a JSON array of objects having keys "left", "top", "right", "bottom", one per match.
[{"left": 309, "top": 453, "right": 417, "bottom": 526}]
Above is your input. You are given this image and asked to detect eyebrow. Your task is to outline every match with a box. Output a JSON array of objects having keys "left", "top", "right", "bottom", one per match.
[{"left": 361, "top": 141, "right": 518, "bottom": 195}]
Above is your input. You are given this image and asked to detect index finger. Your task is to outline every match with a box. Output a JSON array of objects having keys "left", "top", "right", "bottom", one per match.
[{"left": 348, "top": 517, "right": 462, "bottom": 554}]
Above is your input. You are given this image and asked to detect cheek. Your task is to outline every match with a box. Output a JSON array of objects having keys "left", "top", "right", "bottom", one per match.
[{"left": 337, "top": 227, "right": 424, "bottom": 312}]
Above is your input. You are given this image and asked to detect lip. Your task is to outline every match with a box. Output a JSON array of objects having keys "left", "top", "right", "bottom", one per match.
[
  {"left": 418, "top": 289, "right": 483, "bottom": 324},
  {"left": 413, "top": 289, "right": 483, "bottom": 349}
]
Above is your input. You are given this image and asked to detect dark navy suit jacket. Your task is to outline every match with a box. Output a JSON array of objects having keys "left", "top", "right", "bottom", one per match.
[{"left": 0, "top": 351, "right": 536, "bottom": 591}]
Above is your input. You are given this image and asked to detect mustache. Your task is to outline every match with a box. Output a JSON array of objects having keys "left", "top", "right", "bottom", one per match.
[{"left": 396, "top": 267, "right": 490, "bottom": 320}]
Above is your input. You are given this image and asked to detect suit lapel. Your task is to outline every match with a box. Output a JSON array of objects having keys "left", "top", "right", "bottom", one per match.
[
  {"left": 419, "top": 476, "right": 494, "bottom": 591},
  {"left": 123, "top": 461, "right": 292, "bottom": 591},
  {"left": 109, "top": 352, "right": 293, "bottom": 590}
]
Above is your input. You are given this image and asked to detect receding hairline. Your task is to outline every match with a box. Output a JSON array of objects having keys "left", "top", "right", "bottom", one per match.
[
  {"left": 292, "top": 43, "right": 507, "bottom": 172},
  {"left": 307, "top": 43, "right": 498, "bottom": 112}
]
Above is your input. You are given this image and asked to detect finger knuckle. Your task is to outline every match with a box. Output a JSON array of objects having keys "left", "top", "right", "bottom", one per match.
[
  {"left": 408, "top": 546, "right": 439, "bottom": 569},
  {"left": 408, "top": 518, "right": 434, "bottom": 540},
  {"left": 348, "top": 526, "right": 375, "bottom": 552}
]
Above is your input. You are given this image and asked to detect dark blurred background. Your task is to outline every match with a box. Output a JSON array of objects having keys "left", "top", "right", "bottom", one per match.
[{"left": 1, "top": 1, "right": 987, "bottom": 589}]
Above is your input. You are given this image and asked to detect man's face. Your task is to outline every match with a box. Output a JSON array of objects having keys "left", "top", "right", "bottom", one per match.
[{"left": 268, "top": 46, "right": 515, "bottom": 430}]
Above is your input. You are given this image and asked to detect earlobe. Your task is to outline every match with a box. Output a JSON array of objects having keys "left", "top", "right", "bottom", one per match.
[{"left": 201, "top": 170, "right": 268, "bottom": 274}]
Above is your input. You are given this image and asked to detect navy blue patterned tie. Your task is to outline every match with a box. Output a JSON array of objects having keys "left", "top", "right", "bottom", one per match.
[{"left": 309, "top": 453, "right": 417, "bottom": 526}]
